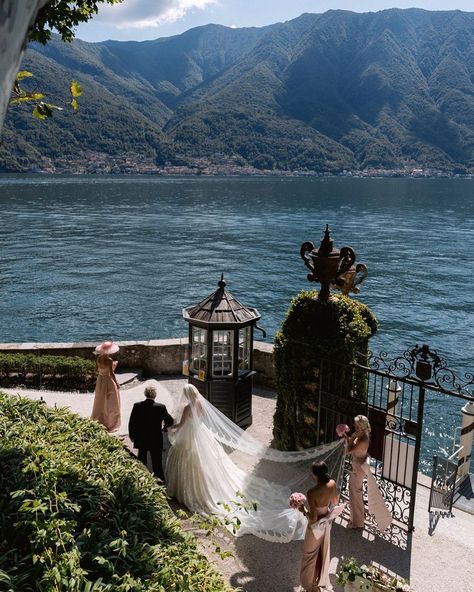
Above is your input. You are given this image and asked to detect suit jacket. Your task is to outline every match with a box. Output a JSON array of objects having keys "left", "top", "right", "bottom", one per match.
[{"left": 128, "top": 398, "right": 174, "bottom": 450}]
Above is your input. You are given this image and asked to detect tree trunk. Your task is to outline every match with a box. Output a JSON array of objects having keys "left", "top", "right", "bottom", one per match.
[{"left": 0, "top": 0, "right": 49, "bottom": 130}]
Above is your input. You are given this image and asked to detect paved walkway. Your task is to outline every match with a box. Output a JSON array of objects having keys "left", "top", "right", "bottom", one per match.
[{"left": 3, "top": 377, "right": 473, "bottom": 592}]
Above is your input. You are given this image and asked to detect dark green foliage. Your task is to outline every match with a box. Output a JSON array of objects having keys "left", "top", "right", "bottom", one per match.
[
  {"left": 272, "top": 291, "right": 377, "bottom": 450},
  {"left": 0, "top": 353, "right": 96, "bottom": 391},
  {"left": 31, "top": 1, "right": 122, "bottom": 45},
  {"left": 1, "top": 47, "right": 173, "bottom": 170},
  {"left": 2, "top": 9, "right": 474, "bottom": 173},
  {"left": 0, "top": 393, "right": 230, "bottom": 591}
]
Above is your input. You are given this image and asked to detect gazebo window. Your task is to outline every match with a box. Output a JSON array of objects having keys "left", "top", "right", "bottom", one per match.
[
  {"left": 238, "top": 326, "right": 251, "bottom": 372},
  {"left": 212, "top": 330, "right": 233, "bottom": 377},
  {"left": 191, "top": 326, "right": 207, "bottom": 377}
]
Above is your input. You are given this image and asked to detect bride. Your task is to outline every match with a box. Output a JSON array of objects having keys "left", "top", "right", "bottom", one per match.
[{"left": 165, "top": 383, "right": 346, "bottom": 542}]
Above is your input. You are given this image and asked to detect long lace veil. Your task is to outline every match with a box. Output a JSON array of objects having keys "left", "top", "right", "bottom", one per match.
[{"left": 165, "top": 382, "right": 346, "bottom": 542}]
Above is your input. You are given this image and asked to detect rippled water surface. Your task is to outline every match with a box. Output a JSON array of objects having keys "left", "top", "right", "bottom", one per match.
[{"left": 0, "top": 175, "right": 473, "bottom": 470}]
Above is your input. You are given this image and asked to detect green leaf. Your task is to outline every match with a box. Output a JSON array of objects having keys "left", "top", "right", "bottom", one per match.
[
  {"left": 32, "top": 105, "right": 47, "bottom": 120},
  {"left": 43, "top": 102, "right": 63, "bottom": 116},
  {"left": 10, "top": 93, "right": 45, "bottom": 105},
  {"left": 33, "top": 102, "right": 63, "bottom": 119},
  {"left": 16, "top": 70, "right": 33, "bottom": 81},
  {"left": 70, "top": 80, "right": 83, "bottom": 98},
  {"left": 71, "top": 98, "right": 79, "bottom": 111}
]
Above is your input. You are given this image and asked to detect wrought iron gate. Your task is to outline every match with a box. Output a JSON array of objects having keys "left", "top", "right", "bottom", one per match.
[
  {"left": 317, "top": 344, "right": 474, "bottom": 535},
  {"left": 428, "top": 454, "right": 458, "bottom": 515}
]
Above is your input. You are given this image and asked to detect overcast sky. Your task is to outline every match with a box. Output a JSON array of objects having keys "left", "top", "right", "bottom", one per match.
[{"left": 75, "top": 1, "right": 474, "bottom": 42}]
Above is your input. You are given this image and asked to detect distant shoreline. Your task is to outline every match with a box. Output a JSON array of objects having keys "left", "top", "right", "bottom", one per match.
[
  {"left": 1, "top": 171, "right": 473, "bottom": 179},
  {"left": 1, "top": 167, "right": 473, "bottom": 179}
]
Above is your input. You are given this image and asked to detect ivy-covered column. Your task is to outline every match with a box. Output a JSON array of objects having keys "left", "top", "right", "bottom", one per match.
[{"left": 272, "top": 290, "right": 377, "bottom": 450}]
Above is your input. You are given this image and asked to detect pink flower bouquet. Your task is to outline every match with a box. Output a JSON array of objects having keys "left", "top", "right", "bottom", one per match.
[
  {"left": 336, "top": 423, "right": 350, "bottom": 438},
  {"left": 289, "top": 492, "right": 306, "bottom": 509}
]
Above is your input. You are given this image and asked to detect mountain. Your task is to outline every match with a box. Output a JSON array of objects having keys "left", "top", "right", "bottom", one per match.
[{"left": 1, "top": 9, "right": 473, "bottom": 174}]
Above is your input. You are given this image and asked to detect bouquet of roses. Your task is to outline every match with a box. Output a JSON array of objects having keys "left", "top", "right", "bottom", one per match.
[
  {"left": 336, "top": 423, "right": 350, "bottom": 438},
  {"left": 289, "top": 492, "right": 306, "bottom": 509}
]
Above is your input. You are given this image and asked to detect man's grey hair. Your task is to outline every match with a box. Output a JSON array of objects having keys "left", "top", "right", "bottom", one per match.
[{"left": 144, "top": 385, "right": 157, "bottom": 399}]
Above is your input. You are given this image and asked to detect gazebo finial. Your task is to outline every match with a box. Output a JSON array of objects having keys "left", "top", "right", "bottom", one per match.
[{"left": 218, "top": 272, "right": 226, "bottom": 289}]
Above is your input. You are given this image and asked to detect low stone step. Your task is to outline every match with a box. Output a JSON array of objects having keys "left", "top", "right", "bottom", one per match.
[{"left": 116, "top": 369, "right": 142, "bottom": 387}]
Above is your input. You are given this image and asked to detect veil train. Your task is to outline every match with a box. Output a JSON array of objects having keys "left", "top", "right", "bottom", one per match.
[{"left": 143, "top": 379, "right": 347, "bottom": 543}]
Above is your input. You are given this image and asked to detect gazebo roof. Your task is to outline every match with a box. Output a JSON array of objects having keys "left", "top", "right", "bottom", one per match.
[{"left": 183, "top": 275, "right": 260, "bottom": 326}]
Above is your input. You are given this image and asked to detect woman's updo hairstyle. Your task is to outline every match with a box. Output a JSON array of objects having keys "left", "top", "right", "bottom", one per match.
[
  {"left": 312, "top": 461, "right": 330, "bottom": 484},
  {"left": 183, "top": 384, "right": 200, "bottom": 400},
  {"left": 355, "top": 414, "right": 371, "bottom": 434}
]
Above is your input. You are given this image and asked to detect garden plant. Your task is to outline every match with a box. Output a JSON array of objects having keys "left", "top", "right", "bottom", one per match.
[
  {"left": 336, "top": 557, "right": 413, "bottom": 591},
  {"left": 0, "top": 392, "right": 231, "bottom": 591},
  {"left": 0, "top": 353, "right": 96, "bottom": 391}
]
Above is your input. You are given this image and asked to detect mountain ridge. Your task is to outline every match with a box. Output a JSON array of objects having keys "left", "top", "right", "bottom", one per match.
[{"left": 1, "top": 8, "right": 473, "bottom": 174}]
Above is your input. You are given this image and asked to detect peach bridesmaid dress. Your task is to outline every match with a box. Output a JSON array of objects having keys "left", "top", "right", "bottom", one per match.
[{"left": 91, "top": 359, "right": 121, "bottom": 432}]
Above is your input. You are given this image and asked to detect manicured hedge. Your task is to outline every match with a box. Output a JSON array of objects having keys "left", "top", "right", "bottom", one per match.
[
  {"left": 0, "top": 353, "right": 96, "bottom": 391},
  {"left": 0, "top": 393, "right": 231, "bottom": 592},
  {"left": 272, "top": 290, "right": 378, "bottom": 450}
]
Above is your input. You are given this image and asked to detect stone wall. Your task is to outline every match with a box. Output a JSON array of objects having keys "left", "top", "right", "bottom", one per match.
[{"left": 0, "top": 339, "right": 276, "bottom": 387}]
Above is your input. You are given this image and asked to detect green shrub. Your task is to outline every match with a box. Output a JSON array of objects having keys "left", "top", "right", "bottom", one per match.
[
  {"left": 0, "top": 353, "right": 96, "bottom": 391},
  {"left": 0, "top": 393, "right": 231, "bottom": 592},
  {"left": 272, "top": 290, "right": 377, "bottom": 450}
]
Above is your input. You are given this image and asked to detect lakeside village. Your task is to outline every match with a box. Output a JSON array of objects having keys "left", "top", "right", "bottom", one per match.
[{"left": 21, "top": 150, "right": 472, "bottom": 178}]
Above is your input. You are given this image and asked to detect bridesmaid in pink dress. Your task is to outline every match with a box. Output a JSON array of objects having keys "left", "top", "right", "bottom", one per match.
[
  {"left": 345, "top": 415, "right": 392, "bottom": 531},
  {"left": 91, "top": 341, "right": 121, "bottom": 432},
  {"left": 345, "top": 415, "right": 370, "bottom": 528},
  {"left": 299, "top": 461, "right": 340, "bottom": 592}
]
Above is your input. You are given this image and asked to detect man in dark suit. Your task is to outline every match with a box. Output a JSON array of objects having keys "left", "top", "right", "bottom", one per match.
[{"left": 128, "top": 384, "right": 174, "bottom": 482}]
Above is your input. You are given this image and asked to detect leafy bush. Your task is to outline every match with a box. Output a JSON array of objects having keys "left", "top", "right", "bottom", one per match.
[
  {"left": 0, "top": 393, "right": 231, "bottom": 591},
  {"left": 0, "top": 353, "right": 96, "bottom": 391},
  {"left": 336, "top": 557, "right": 413, "bottom": 591},
  {"left": 272, "top": 291, "right": 377, "bottom": 450}
]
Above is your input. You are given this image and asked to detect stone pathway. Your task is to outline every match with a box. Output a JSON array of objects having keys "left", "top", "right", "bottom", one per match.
[{"left": 2, "top": 377, "right": 473, "bottom": 592}]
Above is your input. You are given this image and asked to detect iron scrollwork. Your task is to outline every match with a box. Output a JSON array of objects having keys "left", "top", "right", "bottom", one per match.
[
  {"left": 300, "top": 241, "right": 317, "bottom": 282},
  {"left": 340, "top": 460, "right": 410, "bottom": 546},
  {"left": 362, "top": 345, "right": 474, "bottom": 398}
]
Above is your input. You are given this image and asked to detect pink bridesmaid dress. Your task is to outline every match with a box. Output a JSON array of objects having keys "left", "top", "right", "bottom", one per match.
[
  {"left": 91, "top": 360, "right": 121, "bottom": 432},
  {"left": 300, "top": 504, "right": 343, "bottom": 591},
  {"left": 349, "top": 450, "right": 392, "bottom": 531}
]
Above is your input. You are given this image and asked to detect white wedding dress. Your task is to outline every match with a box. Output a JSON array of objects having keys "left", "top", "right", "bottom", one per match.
[{"left": 165, "top": 383, "right": 346, "bottom": 542}]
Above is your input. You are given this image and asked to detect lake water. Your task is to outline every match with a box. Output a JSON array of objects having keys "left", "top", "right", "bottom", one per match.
[{"left": 0, "top": 174, "right": 473, "bottom": 471}]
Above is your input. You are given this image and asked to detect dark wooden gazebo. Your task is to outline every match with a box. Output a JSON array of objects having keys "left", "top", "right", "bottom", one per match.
[{"left": 182, "top": 275, "right": 263, "bottom": 427}]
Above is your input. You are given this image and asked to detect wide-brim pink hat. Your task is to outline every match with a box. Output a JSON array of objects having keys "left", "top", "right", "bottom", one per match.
[{"left": 94, "top": 340, "right": 120, "bottom": 355}]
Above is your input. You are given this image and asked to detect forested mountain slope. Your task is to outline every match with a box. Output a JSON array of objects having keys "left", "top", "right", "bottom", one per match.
[{"left": 2, "top": 9, "right": 473, "bottom": 173}]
